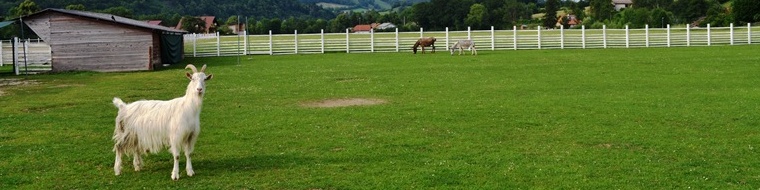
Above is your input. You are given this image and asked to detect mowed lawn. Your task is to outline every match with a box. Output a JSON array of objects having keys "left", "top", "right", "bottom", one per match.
[{"left": 2, "top": 45, "right": 760, "bottom": 189}]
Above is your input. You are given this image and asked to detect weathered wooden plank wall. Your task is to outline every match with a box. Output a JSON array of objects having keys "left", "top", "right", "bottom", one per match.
[{"left": 25, "top": 12, "right": 159, "bottom": 72}]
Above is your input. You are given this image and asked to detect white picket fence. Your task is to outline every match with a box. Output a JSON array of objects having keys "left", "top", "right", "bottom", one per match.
[
  {"left": 184, "top": 23, "right": 760, "bottom": 57},
  {"left": 0, "top": 37, "right": 51, "bottom": 75}
]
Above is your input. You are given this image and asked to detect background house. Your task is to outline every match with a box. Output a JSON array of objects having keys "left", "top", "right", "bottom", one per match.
[
  {"left": 613, "top": 0, "right": 633, "bottom": 11},
  {"left": 228, "top": 23, "right": 246, "bottom": 34},
  {"left": 21, "top": 8, "right": 187, "bottom": 72},
  {"left": 352, "top": 24, "right": 373, "bottom": 33}
]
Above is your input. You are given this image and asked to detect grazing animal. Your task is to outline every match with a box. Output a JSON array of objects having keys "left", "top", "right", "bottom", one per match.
[
  {"left": 450, "top": 40, "right": 477, "bottom": 56},
  {"left": 112, "top": 64, "right": 213, "bottom": 180},
  {"left": 413, "top": 37, "right": 437, "bottom": 54}
]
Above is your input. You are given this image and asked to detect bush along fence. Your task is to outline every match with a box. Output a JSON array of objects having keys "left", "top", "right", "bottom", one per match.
[
  {"left": 0, "top": 37, "right": 51, "bottom": 75},
  {"left": 185, "top": 23, "right": 760, "bottom": 57}
]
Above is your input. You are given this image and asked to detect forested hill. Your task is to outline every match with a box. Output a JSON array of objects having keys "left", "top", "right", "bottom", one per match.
[
  {"left": 298, "top": 0, "right": 429, "bottom": 11},
  {"left": 0, "top": 0, "right": 335, "bottom": 19}
]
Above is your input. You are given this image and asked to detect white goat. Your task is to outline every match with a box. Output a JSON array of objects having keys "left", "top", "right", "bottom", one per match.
[
  {"left": 449, "top": 39, "right": 477, "bottom": 55},
  {"left": 112, "top": 64, "right": 213, "bottom": 180}
]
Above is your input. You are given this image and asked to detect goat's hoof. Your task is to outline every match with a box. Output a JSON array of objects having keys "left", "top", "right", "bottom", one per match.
[
  {"left": 171, "top": 172, "right": 180, "bottom": 180},
  {"left": 187, "top": 170, "right": 195, "bottom": 177}
]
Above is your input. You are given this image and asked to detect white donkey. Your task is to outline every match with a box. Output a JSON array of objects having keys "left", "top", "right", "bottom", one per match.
[{"left": 449, "top": 39, "right": 477, "bottom": 55}]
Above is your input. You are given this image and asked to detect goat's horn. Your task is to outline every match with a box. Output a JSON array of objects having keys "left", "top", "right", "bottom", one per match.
[
  {"left": 201, "top": 64, "right": 207, "bottom": 73},
  {"left": 185, "top": 64, "right": 198, "bottom": 73}
]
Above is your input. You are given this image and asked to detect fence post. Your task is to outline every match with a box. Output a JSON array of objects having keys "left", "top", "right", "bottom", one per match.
[
  {"left": 243, "top": 31, "right": 248, "bottom": 55},
  {"left": 0, "top": 40, "right": 3, "bottom": 67},
  {"left": 560, "top": 25, "right": 565, "bottom": 49},
  {"left": 603, "top": 25, "right": 607, "bottom": 48},
  {"left": 582, "top": 25, "right": 586, "bottom": 49},
  {"left": 395, "top": 28, "right": 399, "bottom": 52},
  {"left": 645, "top": 25, "right": 649, "bottom": 47},
  {"left": 13, "top": 37, "right": 19, "bottom": 75},
  {"left": 467, "top": 26, "right": 471, "bottom": 39},
  {"left": 513, "top": 25, "right": 517, "bottom": 50},
  {"left": 730, "top": 23, "right": 734, "bottom": 45},
  {"left": 269, "top": 30, "right": 273, "bottom": 55},
  {"left": 445, "top": 27, "right": 449, "bottom": 51},
  {"left": 420, "top": 27, "right": 424, "bottom": 38},
  {"left": 294, "top": 30, "right": 298, "bottom": 54},
  {"left": 371, "top": 28, "right": 375, "bottom": 52},
  {"left": 537, "top": 26, "right": 541, "bottom": 49},
  {"left": 192, "top": 33, "right": 197, "bottom": 57},
  {"left": 749, "top": 23, "right": 752, "bottom": 44},
  {"left": 686, "top": 25, "right": 690, "bottom": 46},
  {"left": 667, "top": 24, "right": 671, "bottom": 47},
  {"left": 625, "top": 25, "right": 629, "bottom": 48},
  {"left": 491, "top": 26, "right": 495, "bottom": 50},
  {"left": 216, "top": 32, "right": 220, "bottom": 56},
  {"left": 707, "top": 24, "right": 711, "bottom": 46},
  {"left": 346, "top": 28, "right": 350, "bottom": 53},
  {"left": 321, "top": 29, "right": 325, "bottom": 54}
]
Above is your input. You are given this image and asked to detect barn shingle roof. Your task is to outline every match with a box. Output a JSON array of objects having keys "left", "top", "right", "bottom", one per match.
[{"left": 22, "top": 8, "right": 187, "bottom": 34}]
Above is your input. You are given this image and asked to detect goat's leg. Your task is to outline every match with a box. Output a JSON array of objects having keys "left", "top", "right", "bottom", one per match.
[
  {"left": 170, "top": 144, "right": 181, "bottom": 180},
  {"left": 133, "top": 153, "right": 142, "bottom": 171},
  {"left": 185, "top": 133, "right": 198, "bottom": 177},
  {"left": 114, "top": 146, "right": 123, "bottom": 175}
]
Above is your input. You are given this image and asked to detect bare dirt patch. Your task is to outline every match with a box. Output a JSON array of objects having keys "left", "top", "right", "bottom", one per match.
[
  {"left": 301, "top": 98, "right": 387, "bottom": 108},
  {"left": 0, "top": 78, "right": 38, "bottom": 96}
]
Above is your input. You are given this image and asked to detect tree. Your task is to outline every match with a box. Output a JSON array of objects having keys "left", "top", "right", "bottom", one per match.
[
  {"left": 501, "top": 0, "right": 530, "bottom": 28},
  {"left": 589, "top": 0, "right": 615, "bottom": 21},
  {"left": 615, "top": 8, "right": 651, "bottom": 28},
  {"left": 65, "top": 4, "right": 86, "bottom": 11},
  {"left": 99, "top": 6, "right": 133, "bottom": 18},
  {"left": 465, "top": 3, "right": 488, "bottom": 30},
  {"left": 543, "top": 0, "right": 559, "bottom": 28},
  {"left": 10, "top": 0, "right": 40, "bottom": 18},
  {"left": 670, "top": 0, "right": 721, "bottom": 23},
  {"left": 732, "top": 0, "right": 760, "bottom": 24},
  {"left": 650, "top": 7, "right": 673, "bottom": 28},
  {"left": 180, "top": 16, "right": 206, "bottom": 34},
  {"left": 225, "top": 16, "right": 239, "bottom": 26},
  {"left": 633, "top": 0, "right": 673, "bottom": 9}
]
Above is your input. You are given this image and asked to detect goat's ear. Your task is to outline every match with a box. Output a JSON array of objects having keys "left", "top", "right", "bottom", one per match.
[
  {"left": 205, "top": 74, "right": 213, "bottom": 81},
  {"left": 186, "top": 72, "right": 193, "bottom": 80}
]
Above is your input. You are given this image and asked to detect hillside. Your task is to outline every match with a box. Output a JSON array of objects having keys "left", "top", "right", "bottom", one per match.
[
  {"left": 1, "top": 0, "right": 335, "bottom": 19},
  {"left": 299, "top": 0, "right": 429, "bottom": 11}
]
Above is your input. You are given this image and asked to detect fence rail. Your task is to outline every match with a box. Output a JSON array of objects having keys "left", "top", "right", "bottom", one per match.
[
  {"left": 185, "top": 23, "right": 760, "bottom": 57},
  {"left": 0, "top": 37, "right": 51, "bottom": 75}
]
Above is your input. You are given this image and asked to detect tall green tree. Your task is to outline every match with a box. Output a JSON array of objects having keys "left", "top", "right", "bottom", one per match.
[
  {"left": 180, "top": 16, "right": 206, "bottom": 33},
  {"left": 732, "top": 0, "right": 760, "bottom": 24},
  {"left": 10, "top": 0, "right": 40, "bottom": 18},
  {"left": 501, "top": 0, "right": 531, "bottom": 28},
  {"left": 633, "top": 0, "right": 673, "bottom": 9},
  {"left": 64, "top": 4, "right": 86, "bottom": 11},
  {"left": 99, "top": 6, "right": 133, "bottom": 18},
  {"left": 465, "top": 3, "right": 487, "bottom": 30},
  {"left": 543, "top": 0, "right": 559, "bottom": 28},
  {"left": 670, "top": 0, "right": 720, "bottom": 23},
  {"left": 589, "top": 0, "right": 615, "bottom": 21}
]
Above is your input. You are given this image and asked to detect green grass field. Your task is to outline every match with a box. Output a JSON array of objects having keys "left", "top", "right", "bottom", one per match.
[{"left": 2, "top": 45, "right": 760, "bottom": 188}]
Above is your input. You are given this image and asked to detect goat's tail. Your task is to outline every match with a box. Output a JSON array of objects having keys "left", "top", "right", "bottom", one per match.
[{"left": 112, "top": 97, "right": 126, "bottom": 110}]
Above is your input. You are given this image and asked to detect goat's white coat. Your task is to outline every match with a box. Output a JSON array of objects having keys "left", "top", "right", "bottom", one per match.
[
  {"left": 450, "top": 40, "right": 477, "bottom": 55},
  {"left": 112, "top": 64, "right": 212, "bottom": 180}
]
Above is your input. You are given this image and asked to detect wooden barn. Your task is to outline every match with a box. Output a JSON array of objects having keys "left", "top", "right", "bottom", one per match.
[{"left": 20, "top": 8, "right": 187, "bottom": 72}]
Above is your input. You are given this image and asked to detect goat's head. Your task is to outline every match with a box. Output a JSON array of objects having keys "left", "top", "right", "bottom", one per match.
[{"left": 185, "top": 64, "right": 213, "bottom": 96}]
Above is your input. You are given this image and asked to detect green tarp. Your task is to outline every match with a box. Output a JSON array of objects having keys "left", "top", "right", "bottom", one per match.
[
  {"left": 160, "top": 33, "right": 184, "bottom": 65},
  {"left": 0, "top": 20, "right": 15, "bottom": 29}
]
